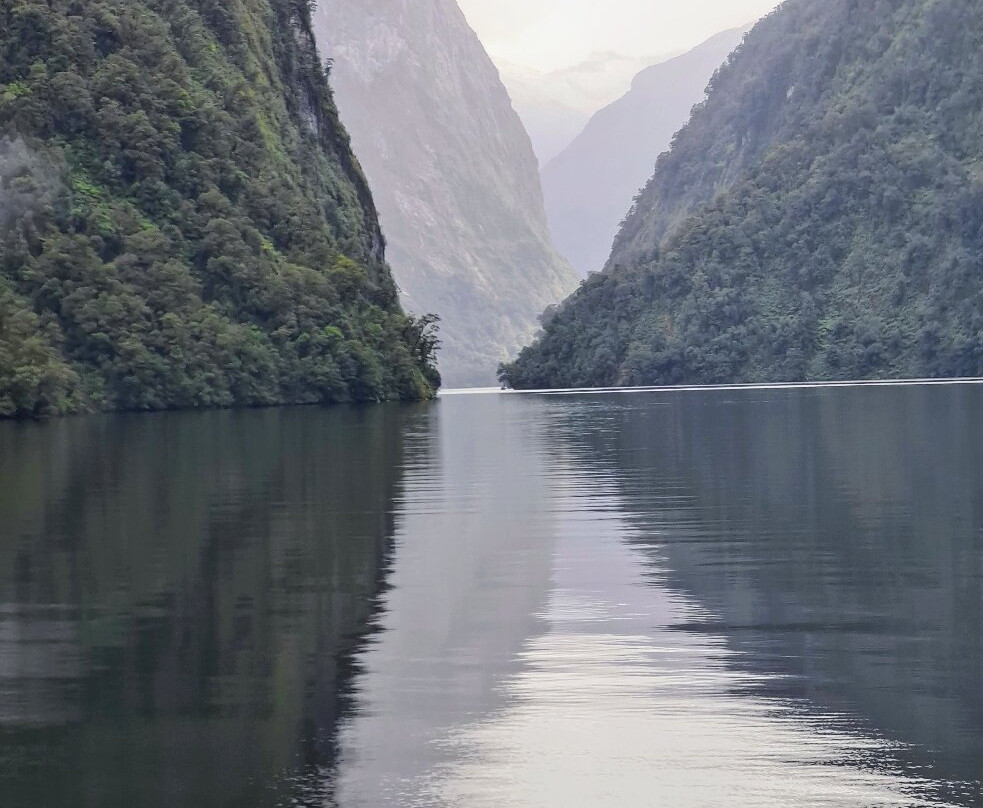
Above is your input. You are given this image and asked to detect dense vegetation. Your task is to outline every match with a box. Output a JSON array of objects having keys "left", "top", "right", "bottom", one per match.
[
  {"left": 0, "top": 0, "right": 440, "bottom": 418},
  {"left": 502, "top": 0, "right": 983, "bottom": 389}
]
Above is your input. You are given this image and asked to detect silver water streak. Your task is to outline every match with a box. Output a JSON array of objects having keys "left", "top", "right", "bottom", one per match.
[{"left": 334, "top": 393, "right": 967, "bottom": 807}]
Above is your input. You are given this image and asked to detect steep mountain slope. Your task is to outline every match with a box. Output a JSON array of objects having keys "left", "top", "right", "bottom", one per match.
[
  {"left": 542, "top": 29, "right": 746, "bottom": 277},
  {"left": 498, "top": 67, "right": 589, "bottom": 167},
  {"left": 502, "top": 0, "right": 983, "bottom": 389},
  {"left": 313, "top": 0, "right": 577, "bottom": 387},
  {"left": 0, "top": 0, "right": 441, "bottom": 419}
]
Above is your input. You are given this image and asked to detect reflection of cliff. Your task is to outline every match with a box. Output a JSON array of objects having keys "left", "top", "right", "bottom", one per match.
[
  {"left": 336, "top": 395, "right": 557, "bottom": 805},
  {"left": 565, "top": 385, "right": 983, "bottom": 788},
  {"left": 0, "top": 405, "right": 428, "bottom": 808}
]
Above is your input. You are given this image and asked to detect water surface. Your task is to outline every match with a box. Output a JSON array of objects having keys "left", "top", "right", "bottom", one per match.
[{"left": 0, "top": 385, "right": 980, "bottom": 806}]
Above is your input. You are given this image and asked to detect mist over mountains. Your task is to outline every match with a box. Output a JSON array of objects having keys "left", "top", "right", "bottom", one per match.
[
  {"left": 542, "top": 29, "right": 747, "bottom": 276},
  {"left": 313, "top": 0, "right": 577, "bottom": 388},
  {"left": 499, "top": 52, "right": 665, "bottom": 165}
]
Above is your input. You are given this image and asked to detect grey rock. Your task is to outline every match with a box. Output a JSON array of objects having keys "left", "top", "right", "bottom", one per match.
[{"left": 313, "top": 0, "right": 577, "bottom": 387}]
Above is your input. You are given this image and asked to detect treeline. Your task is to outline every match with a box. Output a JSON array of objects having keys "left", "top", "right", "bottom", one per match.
[
  {"left": 0, "top": 0, "right": 439, "bottom": 418},
  {"left": 502, "top": 0, "right": 983, "bottom": 389}
]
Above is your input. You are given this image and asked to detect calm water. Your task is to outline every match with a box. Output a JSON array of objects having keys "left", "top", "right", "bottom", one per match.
[{"left": 0, "top": 385, "right": 981, "bottom": 806}]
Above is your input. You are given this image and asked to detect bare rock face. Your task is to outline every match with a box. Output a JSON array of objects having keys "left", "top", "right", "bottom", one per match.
[{"left": 313, "top": 0, "right": 577, "bottom": 387}]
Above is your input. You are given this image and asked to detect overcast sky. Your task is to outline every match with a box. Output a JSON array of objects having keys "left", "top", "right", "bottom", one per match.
[{"left": 457, "top": 0, "right": 783, "bottom": 71}]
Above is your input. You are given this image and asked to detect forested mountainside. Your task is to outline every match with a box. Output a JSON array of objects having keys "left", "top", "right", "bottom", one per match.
[
  {"left": 0, "top": 0, "right": 439, "bottom": 419},
  {"left": 313, "top": 0, "right": 577, "bottom": 388},
  {"left": 542, "top": 29, "right": 746, "bottom": 277},
  {"left": 502, "top": 0, "right": 983, "bottom": 390},
  {"left": 500, "top": 66, "right": 589, "bottom": 168}
]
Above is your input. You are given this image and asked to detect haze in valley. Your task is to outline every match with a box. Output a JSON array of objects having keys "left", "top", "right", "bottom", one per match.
[
  {"left": 458, "top": 0, "right": 782, "bottom": 161},
  {"left": 457, "top": 0, "right": 782, "bottom": 72}
]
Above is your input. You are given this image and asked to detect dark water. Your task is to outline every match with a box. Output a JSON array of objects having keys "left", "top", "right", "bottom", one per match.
[{"left": 0, "top": 386, "right": 980, "bottom": 806}]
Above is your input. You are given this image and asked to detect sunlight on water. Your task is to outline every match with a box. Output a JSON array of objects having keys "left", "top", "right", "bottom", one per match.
[
  {"left": 434, "top": 510, "right": 954, "bottom": 808},
  {"left": 333, "top": 392, "right": 980, "bottom": 807}
]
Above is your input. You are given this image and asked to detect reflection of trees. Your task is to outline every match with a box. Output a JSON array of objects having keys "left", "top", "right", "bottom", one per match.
[
  {"left": 0, "top": 403, "right": 429, "bottom": 807},
  {"left": 568, "top": 386, "right": 983, "bottom": 789}
]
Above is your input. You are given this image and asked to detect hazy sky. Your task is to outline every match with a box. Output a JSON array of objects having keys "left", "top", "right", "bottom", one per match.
[{"left": 457, "top": 0, "right": 783, "bottom": 71}]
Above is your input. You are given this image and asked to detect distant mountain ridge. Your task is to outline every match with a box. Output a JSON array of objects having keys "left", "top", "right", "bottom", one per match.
[
  {"left": 500, "top": 52, "right": 665, "bottom": 164},
  {"left": 542, "top": 29, "right": 747, "bottom": 277},
  {"left": 503, "top": 0, "right": 983, "bottom": 389},
  {"left": 314, "top": 0, "right": 577, "bottom": 387}
]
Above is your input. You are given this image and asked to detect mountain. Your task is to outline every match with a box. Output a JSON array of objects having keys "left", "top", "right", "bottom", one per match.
[
  {"left": 542, "top": 29, "right": 747, "bottom": 277},
  {"left": 0, "top": 0, "right": 439, "bottom": 419},
  {"left": 313, "top": 0, "right": 577, "bottom": 388},
  {"left": 500, "top": 52, "right": 666, "bottom": 165},
  {"left": 502, "top": 0, "right": 983, "bottom": 390}
]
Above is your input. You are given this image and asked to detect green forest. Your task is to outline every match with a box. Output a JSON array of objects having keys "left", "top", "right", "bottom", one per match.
[
  {"left": 501, "top": 0, "right": 983, "bottom": 390},
  {"left": 0, "top": 0, "right": 440, "bottom": 418}
]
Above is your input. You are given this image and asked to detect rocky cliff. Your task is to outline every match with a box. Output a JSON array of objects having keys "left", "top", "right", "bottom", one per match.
[{"left": 313, "top": 0, "right": 577, "bottom": 387}]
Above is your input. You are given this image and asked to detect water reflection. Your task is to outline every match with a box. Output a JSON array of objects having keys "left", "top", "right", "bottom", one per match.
[
  {"left": 563, "top": 386, "right": 983, "bottom": 797},
  {"left": 0, "top": 387, "right": 981, "bottom": 807},
  {"left": 334, "top": 395, "right": 557, "bottom": 806},
  {"left": 0, "top": 404, "right": 427, "bottom": 808},
  {"left": 437, "top": 504, "right": 953, "bottom": 808},
  {"left": 335, "top": 391, "right": 983, "bottom": 807}
]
